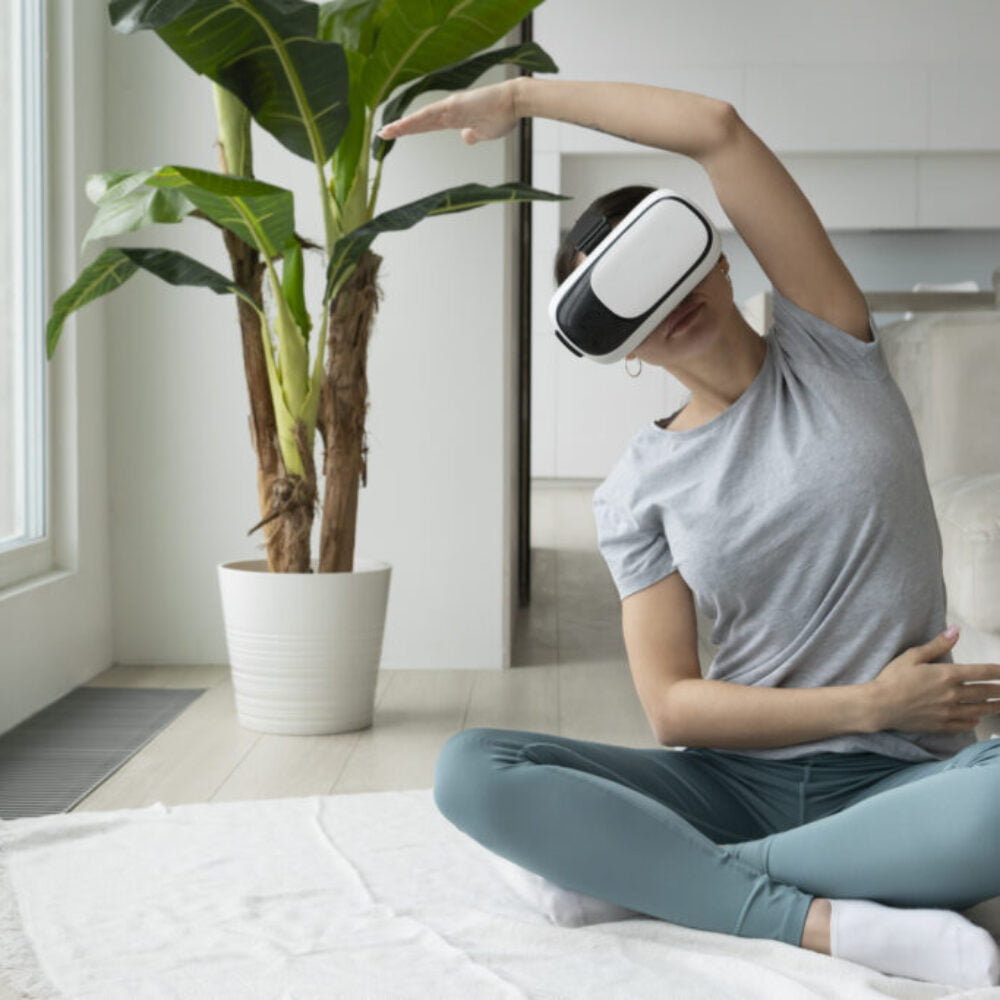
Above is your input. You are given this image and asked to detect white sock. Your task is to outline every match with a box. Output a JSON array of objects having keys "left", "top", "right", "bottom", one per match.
[
  {"left": 482, "top": 849, "right": 640, "bottom": 926},
  {"left": 829, "top": 898, "right": 1000, "bottom": 988}
]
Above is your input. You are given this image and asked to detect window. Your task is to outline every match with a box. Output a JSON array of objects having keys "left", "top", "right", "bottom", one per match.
[{"left": 0, "top": 0, "right": 48, "bottom": 588}]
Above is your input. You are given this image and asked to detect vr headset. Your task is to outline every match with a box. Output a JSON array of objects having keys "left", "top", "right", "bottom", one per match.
[{"left": 549, "top": 188, "right": 721, "bottom": 364}]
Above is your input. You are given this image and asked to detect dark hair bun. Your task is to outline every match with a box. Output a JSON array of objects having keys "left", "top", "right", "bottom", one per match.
[{"left": 553, "top": 185, "right": 656, "bottom": 285}]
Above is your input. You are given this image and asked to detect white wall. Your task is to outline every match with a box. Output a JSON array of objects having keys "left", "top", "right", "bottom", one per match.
[
  {"left": 0, "top": 1, "right": 114, "bottom": 735},
  {"left": 104, "top": 28, "right": 517, "bottom": 670},
  {"left": 531, "top": 0, "right": 1000, "bottom": 479}
]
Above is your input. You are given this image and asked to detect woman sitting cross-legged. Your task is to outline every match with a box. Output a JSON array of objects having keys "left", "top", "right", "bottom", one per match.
[{"left": 381, "top": 78, "right": 1000, "bottom": 989}]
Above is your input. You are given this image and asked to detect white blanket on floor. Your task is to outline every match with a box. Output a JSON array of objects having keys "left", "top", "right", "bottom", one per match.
[{"left": 1, "top": 788, "right": 996, "bottom": 1000}]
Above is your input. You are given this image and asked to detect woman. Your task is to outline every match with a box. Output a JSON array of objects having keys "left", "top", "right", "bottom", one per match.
[{"left": 379, "top": 79, "right": 1000, "bottom": 988}]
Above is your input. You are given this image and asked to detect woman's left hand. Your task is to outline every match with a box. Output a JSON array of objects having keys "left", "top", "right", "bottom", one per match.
[{"left": 377, "top": 80, "right": 520, "bottom": 145}]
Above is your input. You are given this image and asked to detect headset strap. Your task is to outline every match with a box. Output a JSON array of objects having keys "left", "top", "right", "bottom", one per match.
[{"left": 568, "top": 209, "right": 612, "bottom": 254}]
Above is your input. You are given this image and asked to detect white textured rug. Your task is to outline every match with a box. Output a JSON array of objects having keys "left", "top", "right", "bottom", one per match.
[{"left": 1, "top": 788, "right": 998, "bottom": 1000}]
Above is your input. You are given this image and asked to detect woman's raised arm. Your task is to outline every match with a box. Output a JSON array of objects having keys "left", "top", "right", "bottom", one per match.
[
  {"left": 520, "top": 79, "right": 871, "bottom": 339},
  {"left": 378, "top": 78, "right": 729, "bottom": 158},
  {"left": 381, "top": 77, "right": 870, "bottom": 339}
]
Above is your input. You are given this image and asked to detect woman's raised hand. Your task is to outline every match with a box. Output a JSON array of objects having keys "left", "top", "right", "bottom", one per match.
[
  {"left": 377, "top": 79, "right": 520, "bottom": 145},
  {"left": 868, "top": 628, "right": 1000, "bottom": 733}
]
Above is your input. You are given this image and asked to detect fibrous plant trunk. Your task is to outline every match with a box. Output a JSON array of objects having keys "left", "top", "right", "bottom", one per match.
[
  {"left": 216, "top": 91, "right": 315, "bottom": 574},
  {"left": 318, "top": 249, "right": 383, "bottom": 572},
  {"left": 221, "top": 225, "right": 318, "bottom": 573}
]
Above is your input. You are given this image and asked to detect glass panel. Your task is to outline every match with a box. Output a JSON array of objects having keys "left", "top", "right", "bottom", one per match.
[{"left": 0, "top": 0, "right": 46, "bottom": 553}]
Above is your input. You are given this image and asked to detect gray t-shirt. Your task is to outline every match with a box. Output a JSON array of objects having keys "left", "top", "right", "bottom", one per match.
[{"left": 593, "top": 286, "right": 972, "bottom": 762}]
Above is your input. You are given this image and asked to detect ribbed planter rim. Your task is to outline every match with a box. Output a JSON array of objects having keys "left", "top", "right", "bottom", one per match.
[{"left": 219, "top": 557, "right": 391, "bottom": 575}]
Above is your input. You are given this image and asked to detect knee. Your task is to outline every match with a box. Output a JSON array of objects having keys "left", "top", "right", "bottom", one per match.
[
  {"left": 966, "top": 779, "right": 1000, "bottom": 841},
  {"left": 433, "top": 727, "right": 502, "bottom": 826},
  {"left": 949, "top": 742, "right": 1000, "bottom": 845}
]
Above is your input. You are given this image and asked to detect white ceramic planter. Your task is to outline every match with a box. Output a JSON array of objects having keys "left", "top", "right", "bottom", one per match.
[{"left": 218, "top": 558, "right": 391, "bottom": 735}]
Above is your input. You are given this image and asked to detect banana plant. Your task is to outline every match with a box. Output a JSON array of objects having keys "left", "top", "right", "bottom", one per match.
[{"left": 47, "top": 0, "right": 564, "bottom": 573}]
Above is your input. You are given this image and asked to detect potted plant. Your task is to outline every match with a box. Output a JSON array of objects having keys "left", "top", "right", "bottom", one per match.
[{"left": 46, "top": 0, "right": 561, "bottom": 734}]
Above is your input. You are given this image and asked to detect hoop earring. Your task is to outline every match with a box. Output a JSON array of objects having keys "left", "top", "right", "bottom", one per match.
[{"left": 625, "top": 357, "right": 643, "bottom": 378}]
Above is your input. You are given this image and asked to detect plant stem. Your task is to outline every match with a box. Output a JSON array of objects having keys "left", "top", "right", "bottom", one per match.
[{"left": 367, "top": 152, "right": 385, "bottom": 218}]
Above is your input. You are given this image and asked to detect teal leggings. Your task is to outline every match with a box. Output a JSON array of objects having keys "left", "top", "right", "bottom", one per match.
[{"left": 433, "top": 729, "right": 1000, "bottom": 945}]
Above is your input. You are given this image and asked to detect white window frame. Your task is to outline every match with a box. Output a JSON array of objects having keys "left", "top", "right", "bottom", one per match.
[{"left": 0, "top": 0, "right": 51, "bottom": 591}]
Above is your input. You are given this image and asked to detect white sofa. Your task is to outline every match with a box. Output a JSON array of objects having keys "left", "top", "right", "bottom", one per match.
[{"left": 878, "top": 310, "right": 1000, "bottom": 738}]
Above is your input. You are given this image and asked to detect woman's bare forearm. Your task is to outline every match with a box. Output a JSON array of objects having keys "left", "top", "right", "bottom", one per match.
[
  {"left": 512, "top": 77, "right": 732, "bottom": 161},
  {"left": 660, "top": 677, "right": 878, "bottom": 749}
]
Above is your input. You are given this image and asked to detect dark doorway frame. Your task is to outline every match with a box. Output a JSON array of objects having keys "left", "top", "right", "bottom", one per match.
[{"left": 516, "top": 13, "right": 534, "bottom": 608}]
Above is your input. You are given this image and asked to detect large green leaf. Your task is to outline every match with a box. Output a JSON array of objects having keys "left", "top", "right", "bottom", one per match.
[
  {"left": 47, "top": 246, "right": 240, "bottom": 359},
  {"left": 361, "top": 0, "right": 544, "bottom": 109},
  {"left": 109, "top": 0, "right": 314, "bottom": 48},
  {"left": 320, "top": 1, "right": 394, "bottom": 205},
  {"left": 215, "top": 38, "right": 350, "bottom": 163},
  {"left": 373, "top": 41, "right": 557, "bottom": 162},
  {"left": 86, "top": 169, "right": 156, "bottom": 204},
  {"left": 83, "top": 169, "right": 195, "bottom": 246},
  {"left": 144, "top": 166, "right": 295, "bottom": 258},
  {"left": 317, "top": 0, "right": 389, "bottom": 55},
  {"left": 109, "top": 0, "right": 350, "bottom": 164},
  {"left": 325, "top": 181, "right": 567, "bottom": 298}
]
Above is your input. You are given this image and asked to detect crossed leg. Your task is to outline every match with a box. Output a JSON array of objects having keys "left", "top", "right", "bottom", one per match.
[
  {"left": 434, "top": 728, "right": 1000, "bottom": 986},
  {"left": 726, "top": 737, "right": 1000, "bottom": 910},
  {"left": 434, "top": 727, "right": 817, "bottom": 945}
]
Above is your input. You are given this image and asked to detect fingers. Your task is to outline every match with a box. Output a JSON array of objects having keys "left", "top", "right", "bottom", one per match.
[
  {"left": 915, "top": 627, "right": 961, "bottom": 661},
  {"left": 945, "top": 719, "right": 984, "bottom": 732},
  {"left": 948, "top": 712, "right": 989, "bottom": 729},
  {"left": 954, "top": 663, "right": 1000, "bottom": 683},
  {"left": 377, "top": 113, "right": 429, "bottom": 140},
  {"left": 956, "top": 684, "right": 1000, "bottom": 715},
  {"left": 378, "top": 98, "right": 453, "bottom": 140},
  {"left": 943, "top": 700, "right": 996, "bottom": 727},
  {"left": 905, "top": 628, "right": 959, "bottom": 665},
  {"left": 956, "top": 681, "right": 1000, "bottom": 700}
]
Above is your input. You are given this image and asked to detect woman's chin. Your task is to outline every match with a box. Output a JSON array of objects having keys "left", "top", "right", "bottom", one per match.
[
  {"left": 664, "top": 301, "right": 706, "bottom": 340},
  {"left": 659, "top": 316, "right": 712, "bottom": 355},
  {"left": 644, "top": 313, "right": 712, "bottom": 359}
]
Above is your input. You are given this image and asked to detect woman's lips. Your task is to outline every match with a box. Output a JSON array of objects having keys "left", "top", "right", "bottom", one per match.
[{"left": 665, "top": 299, "right": 703, "bottom": 337}]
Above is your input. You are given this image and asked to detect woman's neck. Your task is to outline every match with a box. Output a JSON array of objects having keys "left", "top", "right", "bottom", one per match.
[{"left": 665, "top": 315, "right": 767, "bottom": 421}]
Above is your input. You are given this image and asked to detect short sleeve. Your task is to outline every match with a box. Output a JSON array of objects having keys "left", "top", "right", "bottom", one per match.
[
  {"left": 592, "top": 487, "right": 675, "bottom": 601},
  {"left": 770, "top": 286, "right": 890, "bottom": 381}
]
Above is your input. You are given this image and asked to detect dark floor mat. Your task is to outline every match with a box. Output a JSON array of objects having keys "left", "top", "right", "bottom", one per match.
[{"left": 0, "top": 686, "right": 205, "bottom": 819}]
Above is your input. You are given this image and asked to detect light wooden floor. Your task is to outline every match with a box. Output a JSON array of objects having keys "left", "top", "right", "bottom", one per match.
[
  {"left": 61, "top": 478, "right": 995, "bottom": 813},
  {"left": 71, "top": 482, "right": 689, "bottom": 813}
]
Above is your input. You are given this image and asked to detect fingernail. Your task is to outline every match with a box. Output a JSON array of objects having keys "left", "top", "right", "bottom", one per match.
[{"left": 944, "top": 625, "right": 960, "bottom": 639}]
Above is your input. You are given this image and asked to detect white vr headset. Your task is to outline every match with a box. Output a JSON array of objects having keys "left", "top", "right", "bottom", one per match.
[{"left": 549, "top": 189, "right": 721, "bottom": 364}]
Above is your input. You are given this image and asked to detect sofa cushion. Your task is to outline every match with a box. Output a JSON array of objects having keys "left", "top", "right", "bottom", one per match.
[
  {"left": 878, "top": 313, "right": 938, "bottom": 454},
  {"left": 880, "top": 312, "right": 1000, "bottom": 485},
  {"left": 932, "top": 473, "right": 1000, "bottom": 633}
]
